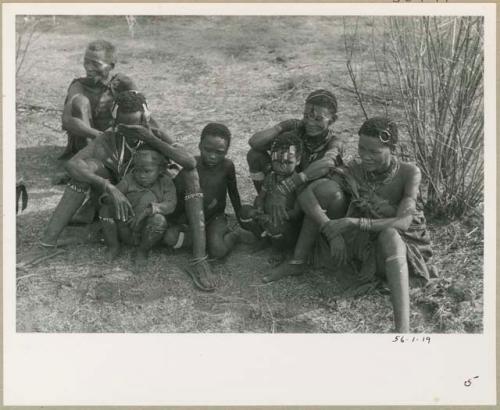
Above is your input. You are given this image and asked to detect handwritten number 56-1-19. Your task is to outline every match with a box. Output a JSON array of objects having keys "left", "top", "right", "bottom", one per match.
[{"left": 392, "top": 335, "right": 431, "bottom": 344}]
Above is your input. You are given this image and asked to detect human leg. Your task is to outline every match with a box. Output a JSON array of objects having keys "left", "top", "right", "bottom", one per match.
[
  {"left": 206, "top": 214, "right": 239, "bottom": 259},
  {"left": 377, "top": 228, "right": 410, "bottom": 333},
  {"left": 180, "top": 169, "right": 215, "bottom": 291},
  {"left": 42, "top": 182, "right": 89, "bottom": 246},
  {"left": 262, "top": 179, "right": 347, "bottom": 283},
  {"left": 135, "top": 213, "right": 168, "bottom": 270},
  {"left": 42, "top": 161, "right": 110, "bottom": 246},
  {"left": 246, "top": 148, "right": 271, "bottom": 193},
  {"left": 99, "top": 204, "right": 120, "bottom": 261}
]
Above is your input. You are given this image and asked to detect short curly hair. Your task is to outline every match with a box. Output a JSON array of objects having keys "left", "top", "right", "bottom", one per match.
[
  {"left": 200, "top": 122, "right": 232, "bottom": 148},
  {"left": 133, "top": 149, "right": 165, "bottom": 168},
  {"left": 358, "top": 117, "right": 398, "bottom": 149},
  {"left": 270, "top": 130, "right": 303, "bottom": 157},
  {"left": 114, "top": 90, "right": 147, "bottom": 115},
  {"left": 85, "top": 40, "right": 116, "bottom": 65}
]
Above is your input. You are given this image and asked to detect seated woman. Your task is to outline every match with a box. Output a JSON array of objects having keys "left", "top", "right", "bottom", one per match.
[
  {"left": 299, "top": 117, "right": 436, "bottom": 332},
  {"left": 248, "top": 89, "right": 347, "bottom": 280}
]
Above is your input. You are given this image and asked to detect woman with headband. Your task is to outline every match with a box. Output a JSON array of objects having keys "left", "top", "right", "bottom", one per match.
[
  {"left": 248, "top": 89, "right": 349, "bottom": 282},
  {"left": 298, "top": 117, "right": 437, "bottom": 332}
]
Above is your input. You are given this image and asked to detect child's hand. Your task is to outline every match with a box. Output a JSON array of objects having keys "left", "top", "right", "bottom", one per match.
[
  {"left": 129, "top": 207, "right": 152, "bottom": 231},
  {"left": 267, "top": 190, "right": 289, "bottom": 227}
]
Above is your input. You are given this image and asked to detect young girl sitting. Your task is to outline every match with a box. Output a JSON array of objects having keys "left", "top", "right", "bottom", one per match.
[
  {"left": 299, "top": 117, "right": 436, "bottom": 332},
  {"left": 99, "top": 149, "right": 177, "bottom": 269},
  {"left": 240, "top": 131, "right": 304, "bottom": 264}
]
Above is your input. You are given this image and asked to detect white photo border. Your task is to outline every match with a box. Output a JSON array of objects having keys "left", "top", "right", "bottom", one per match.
[{"left": 3, "top": 3, "right": 496, "bottom": 406}]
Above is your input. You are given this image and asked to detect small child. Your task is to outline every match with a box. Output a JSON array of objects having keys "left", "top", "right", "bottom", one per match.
[
  {"left": 164, "top": 123, "right": 245, "bottom": 268},
  {"left": 99, "top": 149, "right": 177, "bottom": 268},
  {"left": 240, "top": 131, "right": 304, "bottom": 264}
]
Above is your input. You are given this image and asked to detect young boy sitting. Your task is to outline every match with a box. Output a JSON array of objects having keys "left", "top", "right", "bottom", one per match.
[
  {"left": 99, "top": 149, "right": 177, "bottom": 269},
  {"left": 164, "top": 123, "right": 244, "bottom": 279},
  {"left": 240, "top": 131, "right": 303, "bottom": 264}
]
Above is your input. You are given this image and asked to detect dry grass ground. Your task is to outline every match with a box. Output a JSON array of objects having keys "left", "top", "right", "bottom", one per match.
[{"left": 15, "top": 16, "right": 483, "bottom": 333}]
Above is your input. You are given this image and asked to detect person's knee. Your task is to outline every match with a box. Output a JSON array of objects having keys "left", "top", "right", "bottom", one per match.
[
  {"left": 208, "top": 239, "right": 229, "bottom": 259},
  {"left": 314, "top": 180, "right": 345, "bottom": 207},
  {"left": 247, "top": 148, "right": 269, "bottom": 181},
  {"left": 164, "top": 226, "right": 178, "bottom": 247},
  {"left": 99, "top": 204, "right": 113, "bottom": 218},
  {"left": 147, "top": 213, "right": 168, "bottom": 231},
  {"left": 377, "top": 227, "right": 405, "bottom": 256}
]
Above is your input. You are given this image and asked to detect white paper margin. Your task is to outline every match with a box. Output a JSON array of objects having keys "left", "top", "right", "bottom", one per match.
[{"left": 3, "top": 3, "right": 496, "bottom": 406}]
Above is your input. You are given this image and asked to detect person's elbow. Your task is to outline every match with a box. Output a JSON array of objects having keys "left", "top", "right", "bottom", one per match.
[
  {"left": 62, "top": 111, "right": 73, "bottom": 132},
  {"left": 397, "top": 215, "right": 413, "bottom": 231},
  {"left": 178, "top": 154, "right": 197, "bottom": 170},
  {"left": 248, "top": 132, "right": 264, "bottom": 150},
  {"left": 64, "top": 158, "right": 83, "bottom": 179}
]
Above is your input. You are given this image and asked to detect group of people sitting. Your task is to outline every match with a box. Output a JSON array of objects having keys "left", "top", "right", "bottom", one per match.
[{"left": 35, "top": 40, "right": 437, "bottom": 332}]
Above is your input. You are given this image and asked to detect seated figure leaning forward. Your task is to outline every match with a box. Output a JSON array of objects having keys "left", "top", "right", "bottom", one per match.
[
  {"left": 298, "top": 117, "right": 437, "bottom": 332},
  {"left": 60, "top": 39, "right": 138, "bottom": 160},
  {"left": 247, "top": 89, "right": 348, "bottom": 282},
  {"left": 38, "top": 90, "right": 216, "bottom": 291}
]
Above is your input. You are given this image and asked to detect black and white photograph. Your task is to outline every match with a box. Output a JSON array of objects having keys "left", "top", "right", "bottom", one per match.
[{"left": 4, "top": 2, "right": 496, "bottom": 406}]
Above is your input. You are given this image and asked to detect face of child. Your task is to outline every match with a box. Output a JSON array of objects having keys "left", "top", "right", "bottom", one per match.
[
  {"left": 83, "top": 49, "right": 113, "bottom": 84},
  {"left": 303, "top": 103, "right": 334, "bottom": 137},
  {"left": 271, "top": 146, "right": 300, "bottom": 176},
  {"left": 199, "top": 135, "right": 228, "bottom": 167},
  {"left": 133, "top": 158, "right": 161, "bottom": 188},
  {"left": 358, "top": 134, "right": 392, "bottom": 172}
]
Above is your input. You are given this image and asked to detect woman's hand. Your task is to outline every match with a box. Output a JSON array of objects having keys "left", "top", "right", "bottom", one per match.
[
  {"left": 105, "top": 184, "right": 134, "bottom": 222},
  {"left": 303, "top": 157, "right": 335, "bottom": 181},
  {"left": 328, "top": 234, "right": 348, "bottom": 266},
  {"left": 321, "top": 217, "right": 355, "bottom": 238}
]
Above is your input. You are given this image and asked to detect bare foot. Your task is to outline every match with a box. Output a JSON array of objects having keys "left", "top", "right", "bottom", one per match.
[
  {"left": 17, "top": 242, "right": 64, "bottom": 269},
  {"left": 106, "top": 245, "right": 121, "bottom": 263},
  {"left": 133, "top": 249, "right": 148, "bottom": 272},
  {"left": 187, "top": 257, "right": 215, "bottom": 292},
  {"left": 262, "top": 261, "right": 305, "bottom": 283},
  {"left": 267, "top": 249, "right": 287, "bottom": 267}
]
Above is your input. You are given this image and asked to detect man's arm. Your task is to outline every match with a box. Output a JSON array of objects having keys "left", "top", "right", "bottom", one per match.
[
  {"left": 65, "top": 138, "right": 134, "bottom": 221},
  {"left": 62, "top": 83, "right": 102, "bottom": 140},
  {"left": 118, "top": 124, "right": 196, "bottom": 170}
]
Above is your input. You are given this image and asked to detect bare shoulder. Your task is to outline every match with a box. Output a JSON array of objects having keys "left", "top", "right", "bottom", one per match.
[
  {"left": 399, "top": 161, "right": 421, "bottom": 179},
  {"left": 223, "top": 157, "right": 236, "bottom": 171}
]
